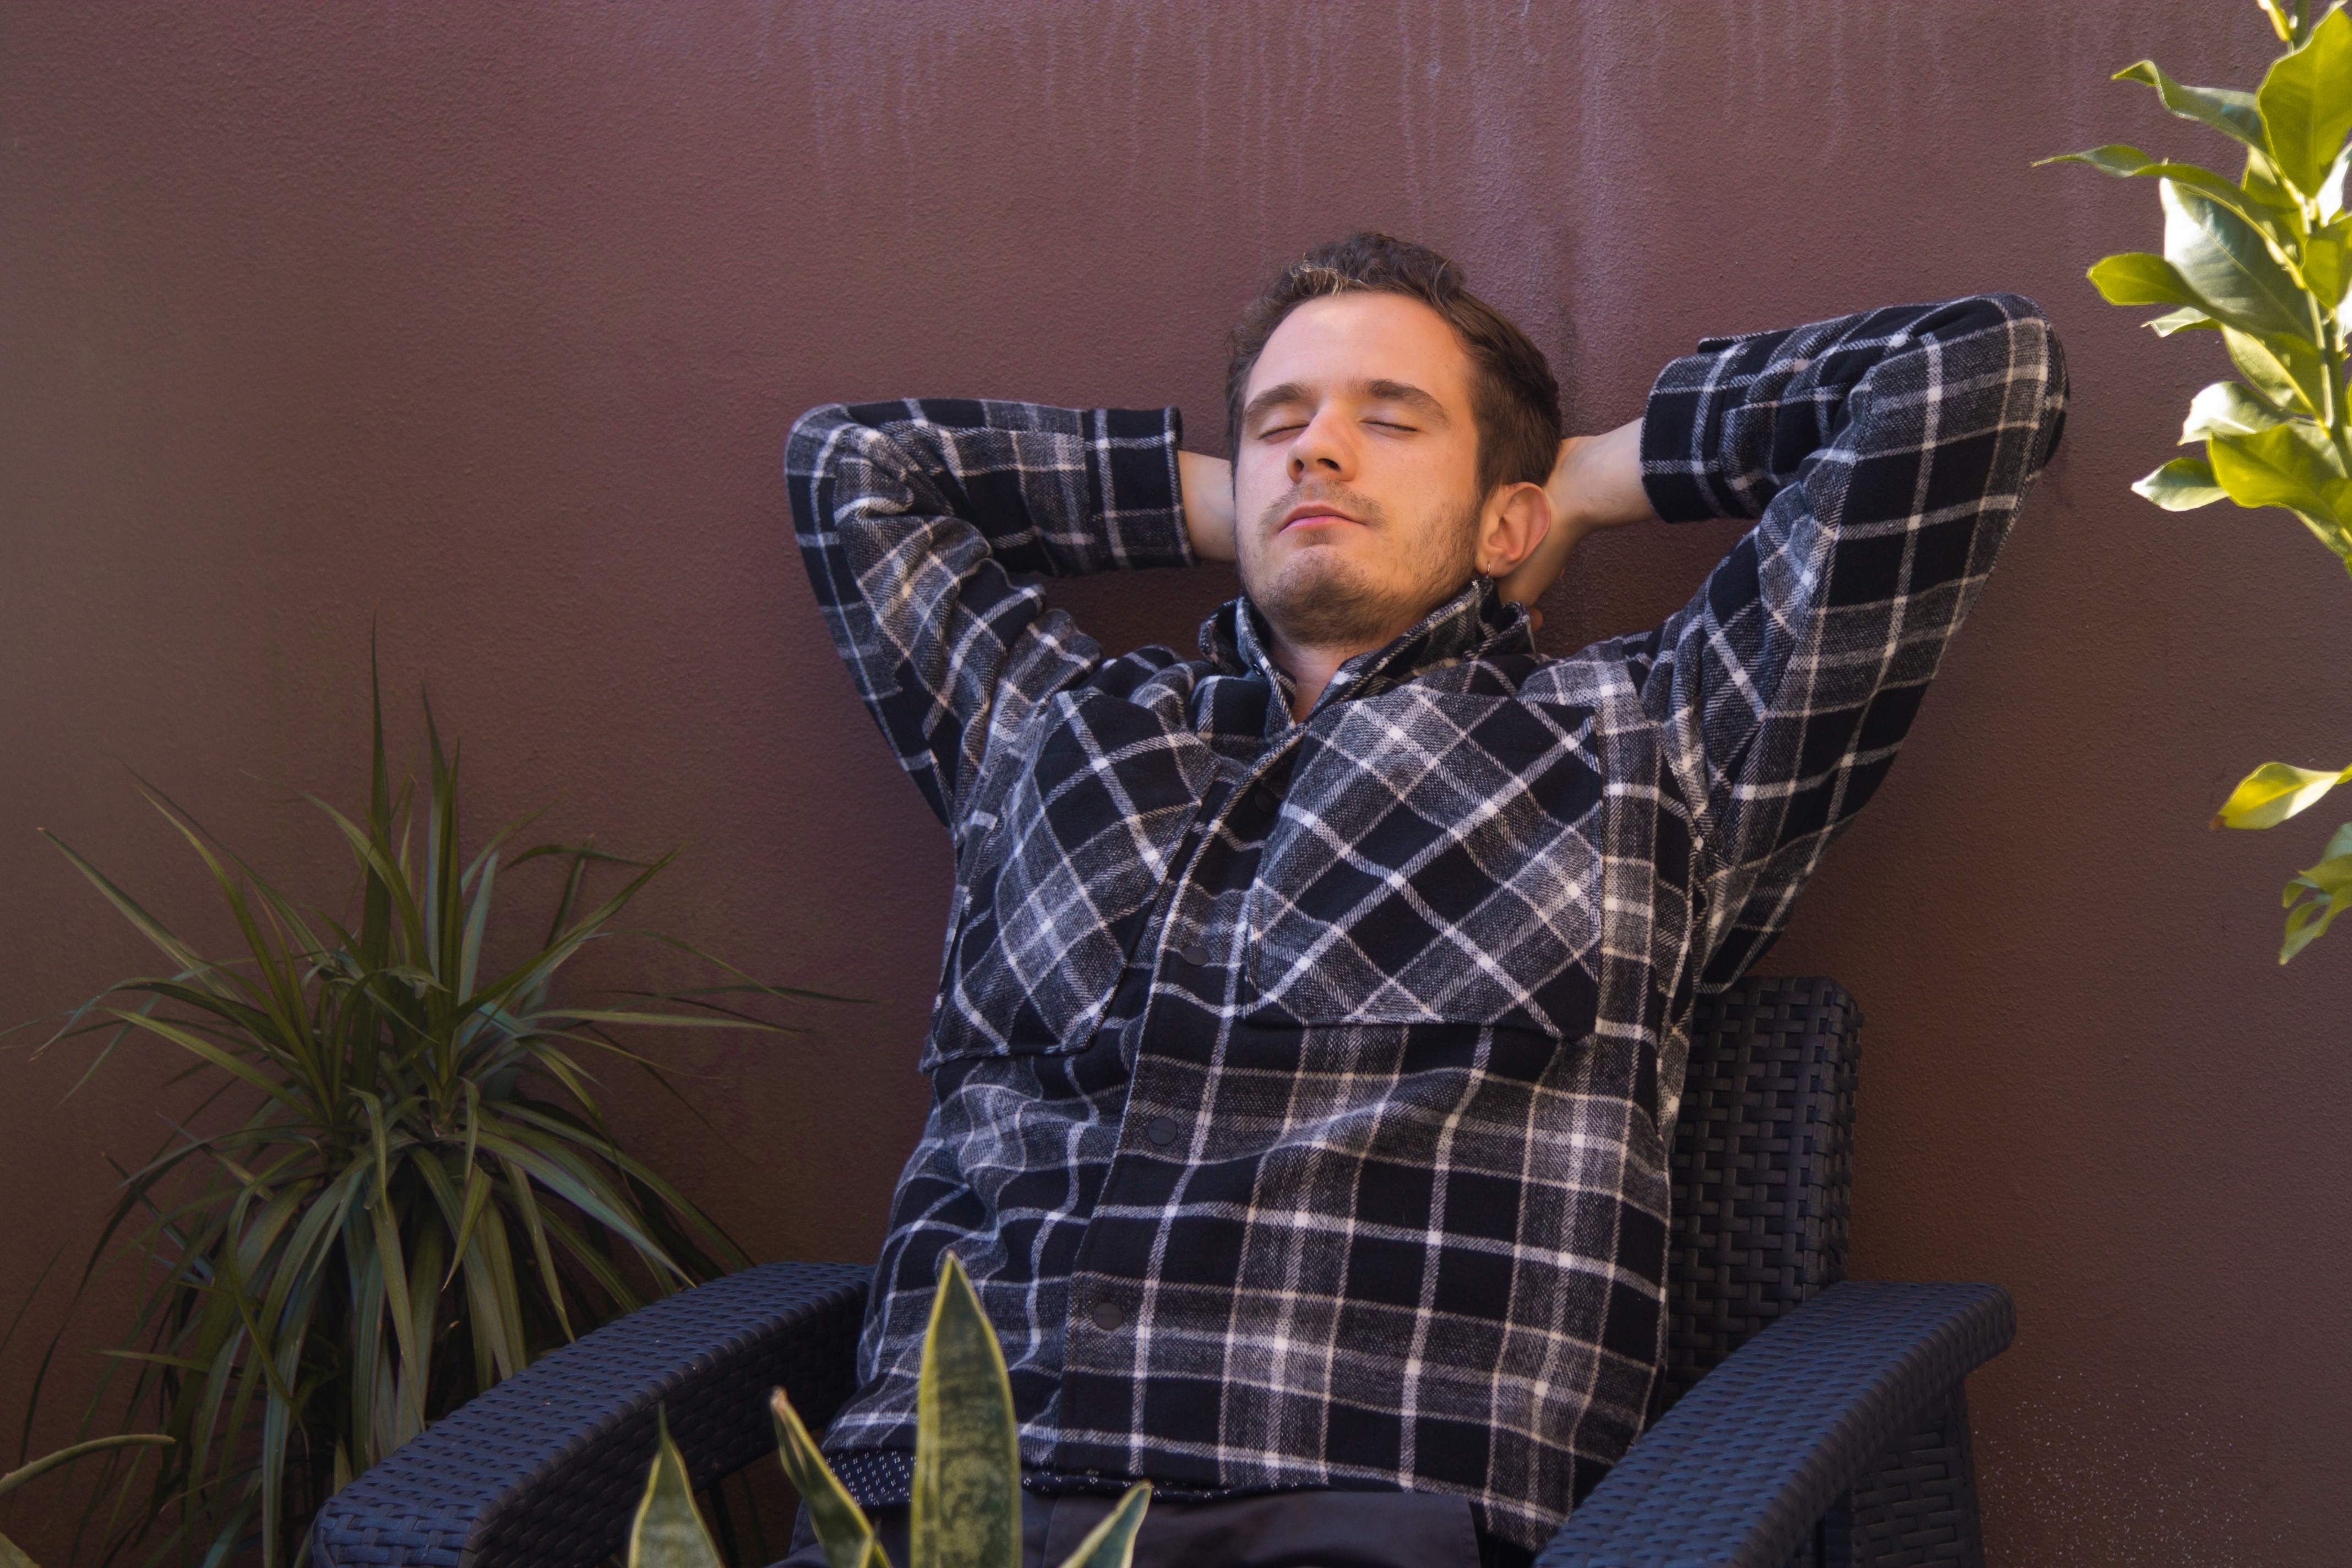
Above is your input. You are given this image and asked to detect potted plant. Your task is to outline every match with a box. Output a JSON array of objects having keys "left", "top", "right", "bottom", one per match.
[
  {"left": 627, "top": 1253, "right": 1148, "bottom": 1568},
  {"left": 2046, "top": 0, "right": 2352, "bottom": 960},
  {"left": 0, "top": 1438, "right": 170, "bottom": 1568},
  {"left": 11, "top": 651, "right": 852, "bottom": 1565}
]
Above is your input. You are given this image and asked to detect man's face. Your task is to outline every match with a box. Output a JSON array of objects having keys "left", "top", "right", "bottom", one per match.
[{"left": 1233, "top": 291, "right": 1488, "bottom": 651}]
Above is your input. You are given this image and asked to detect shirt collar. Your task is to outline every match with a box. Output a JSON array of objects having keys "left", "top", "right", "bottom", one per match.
[{"left": 1196, "top": 573, "right": 1536, "bottom": 725}]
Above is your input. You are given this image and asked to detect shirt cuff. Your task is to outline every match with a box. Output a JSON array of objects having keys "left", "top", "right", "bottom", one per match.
[
  {"left": 1637, "top": 334, "right": 1752, "bottom": 525},
  {"left": 1093, "top": 405, "right": 1200, "bottom": 571}
]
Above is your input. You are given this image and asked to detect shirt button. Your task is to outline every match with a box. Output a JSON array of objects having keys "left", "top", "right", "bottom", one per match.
[
  {"left": 1145, "top": 1115, "right": 1179, "bottom": 1146},
  {"left": 1253, "top": 787, "right": 1278, "bottom": 812},
  {"left": 1177, "top": 942, "right": 1211, "bottom": 968},
  {"left": 1091, "top": 1299, "right": 1126, "bottom": 1331}
]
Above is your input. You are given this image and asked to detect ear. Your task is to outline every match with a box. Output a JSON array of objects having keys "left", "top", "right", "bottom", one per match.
[{"left": 1474, "top": 481, "right": 1552, "bottom": 578}]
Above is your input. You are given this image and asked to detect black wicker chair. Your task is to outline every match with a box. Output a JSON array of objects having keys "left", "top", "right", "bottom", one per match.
[{"left": 311, "top": 976, "right": 2010, "bottom": 1568}]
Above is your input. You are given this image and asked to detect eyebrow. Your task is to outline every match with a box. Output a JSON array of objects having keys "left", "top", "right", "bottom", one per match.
[{"left": 1240, "top": 378, "right": 1453, "bottom": 430}]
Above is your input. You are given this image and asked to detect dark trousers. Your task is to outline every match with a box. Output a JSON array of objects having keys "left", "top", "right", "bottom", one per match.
[{"left": 776, "top": 1487, "right": 1488, "bottom": 1568}]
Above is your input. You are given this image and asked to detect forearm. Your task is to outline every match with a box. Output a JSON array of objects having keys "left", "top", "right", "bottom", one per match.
[
  {"left": 1179, "top": 449, "right": 1238, "bottom": 562},
  {"left": 784, "top": 399, "right": 1193, "bottom": 827}
]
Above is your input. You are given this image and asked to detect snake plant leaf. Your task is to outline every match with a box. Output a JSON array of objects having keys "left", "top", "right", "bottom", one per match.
[
  {"left": 2213, "top": 761, "right": 2352, "bottom": 830},
  {"left": 2114, "top": 60, "right": 2268, "bottom": 154},
  {"left": 2163, "top": 179, "right": 2319, "bottom": 342},
  {"left": 627, "top": 1413, "right": 723, "bottom": 1568},
  {"left": 2257, "top": 6, "right": 2352, "bottom": 198},
  {"left": 911, "top": 1253, "right": 1021, "bottom": 1568},
  {"left": 2086, "top": 252, "right": 2202, "bottom": 309},
  {"left": 1052, "top": 1484, "right": 1152, "bottom": 1568},
  {"left": 2181, "top": 381, "right": 2291, "bottom": 443},
  {"left": 2132, "top": 456, "right": 2226, "bottom": 509},
  {"left": 771, "top": 1390, "right": 888, "bottom": 1568}
]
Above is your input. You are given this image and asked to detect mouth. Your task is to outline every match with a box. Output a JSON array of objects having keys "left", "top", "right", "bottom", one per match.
[{"left": 1278, "top": 504, "right": 1363, "bottom": 533}]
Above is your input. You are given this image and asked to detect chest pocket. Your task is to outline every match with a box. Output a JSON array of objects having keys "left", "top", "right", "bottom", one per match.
[
  {"left": 926, "top": 685, "right": 1213, "bottom": 1069},
  {"left": 1245, "top": 689, "right": 1607, "bottom": 1037}
]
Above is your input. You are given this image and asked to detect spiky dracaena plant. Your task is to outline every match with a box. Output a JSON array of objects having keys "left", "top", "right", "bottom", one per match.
[
  {"left": 2046, "top": 0, "right": 2352, "bottom": 960},
  {"left": 13, "top": 656, "right": 848, "bottom": 1567},
  {"left": 0, "top": 1438, "right": 171, "bottom": 1568},
  {"left": 628, "top": 1254, "right": 1150, "bottom": 1568}
]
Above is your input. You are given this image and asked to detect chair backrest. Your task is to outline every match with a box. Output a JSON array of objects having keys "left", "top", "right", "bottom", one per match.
[{"left": 1659, "top": 974, "right": 1860, "bottom": 1414}]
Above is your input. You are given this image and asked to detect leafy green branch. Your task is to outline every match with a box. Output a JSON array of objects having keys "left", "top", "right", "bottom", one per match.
[{"left": 2046, "top": 1, "right": 2352, "bottom": 960}]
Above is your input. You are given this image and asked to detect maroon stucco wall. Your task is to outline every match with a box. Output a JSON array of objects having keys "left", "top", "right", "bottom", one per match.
[{"left": 4, "top": 4, "right": 2344, "bottom": 1561}]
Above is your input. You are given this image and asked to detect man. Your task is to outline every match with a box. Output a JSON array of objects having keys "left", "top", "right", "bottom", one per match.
[{"left": 781, "top": 233, "right": 2066, "bottom": 1567}]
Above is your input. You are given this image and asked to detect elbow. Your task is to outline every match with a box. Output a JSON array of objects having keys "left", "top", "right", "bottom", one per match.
[
  {"left": 1932, "top": 293, "right": 2070, "bottom": 471},
  {"left": 785, "top": 401, "right": 856, "bottom": 478}
]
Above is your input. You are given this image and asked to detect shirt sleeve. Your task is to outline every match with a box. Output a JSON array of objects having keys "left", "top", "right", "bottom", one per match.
[
  {"left": 1623, "top": 294, "right": 2070, "bottom": 988},
  {"left": 785, "top": 398, "right": 1196, "bottom": 833}
]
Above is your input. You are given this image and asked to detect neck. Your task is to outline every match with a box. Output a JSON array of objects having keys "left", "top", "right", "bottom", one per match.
[{"left": 1268, "top": 619, "right": 1411, "bottom": 722}]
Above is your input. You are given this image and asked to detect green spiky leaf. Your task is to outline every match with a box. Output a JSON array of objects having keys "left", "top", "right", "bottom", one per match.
[
  {"left": 912, "top": 1253, "right": 1022, "bottom": 1568},
  {"left": 9, "top": 651, "right": 851, "bottom": 1568},
  {"left": 627, "top": 1413, "right": 723, "bottom": 1568},
  {"left": 1053, "top": 1484, "right": 1152, "bottom": 1568},
  {"left": 771, "top": 1389, "right": 888, "bottom": 1568}
]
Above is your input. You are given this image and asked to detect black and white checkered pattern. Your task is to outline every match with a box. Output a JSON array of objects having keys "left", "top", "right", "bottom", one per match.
[{"left": 782, "top": 295, "right": 2066, "bottom": 1553}]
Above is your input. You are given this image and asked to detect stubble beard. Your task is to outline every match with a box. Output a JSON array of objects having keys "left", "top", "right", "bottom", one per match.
[{"left": 1242, "top": 483, "right": 1484, "bottom": 650}]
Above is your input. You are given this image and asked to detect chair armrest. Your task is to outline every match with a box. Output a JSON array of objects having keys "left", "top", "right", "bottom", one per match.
[
  {"left": 311, "top": 1261, "right": 870, "bottom": 1568},
  {"left": 1534, "top": 1280, "right": 2014, "bottom": 1568}
]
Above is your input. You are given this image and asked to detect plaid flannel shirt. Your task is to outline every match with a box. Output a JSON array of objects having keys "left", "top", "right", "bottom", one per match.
[{"left": 782, "top": 295, "right": 2067, "bottom": 1553}]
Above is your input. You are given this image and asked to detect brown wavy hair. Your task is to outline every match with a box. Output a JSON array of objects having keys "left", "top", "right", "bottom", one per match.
[{"left": 1224, "top": 232, "right": 1562, "bottom": 498}]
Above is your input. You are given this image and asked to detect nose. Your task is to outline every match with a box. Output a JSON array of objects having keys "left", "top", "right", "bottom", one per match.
[{"left": 1287, "top": 406, "right": 1355, "bottom": 486}]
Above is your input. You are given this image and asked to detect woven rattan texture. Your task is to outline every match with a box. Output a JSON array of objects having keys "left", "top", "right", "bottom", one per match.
[
  {"left": 1532, "top": 1280, "right": 2015, "bottom": 1568},
  {"left": 309, "top": 1261, "right": 868, "bottom": 1568},
  {"left": 1845, "top": 1392, "right": 1983, "bottom": 1566},
  {"left": 1665, "top": 976, "right": 1860, "bottom": 1409}
]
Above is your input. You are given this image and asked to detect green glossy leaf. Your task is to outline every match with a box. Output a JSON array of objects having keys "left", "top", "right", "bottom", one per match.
[
  {"left": 1052, "top": 1484, "right": 1152, "bottom": 1568},
  {"left": 2181, "top": 380, "right": 2290, "bottom": 442},
  {"left": 2039, "top": 144, "right": 2290, "bottom": 222},
  {"left": 2132, "top": 456, "right": 2227, "bottom": 509},
  {"left": 2144, "top": 305, "right": 2219, "bottom": 335},
  {"left": 911, "top": 1253, "right": 1021, "bottom": 1568},
  {"left": 2260, "top": 7, "right": 2352, "bottom": 197},
  {"left": 2163, "top": 179, "right": 2318, "bottom": 341},
  {"left": 2257, "top": 0, "right": 2312, "bottom": 47},
  {"left": 627, "top": 1413, "right": 723, "bottom": 1568},
  {"left": 0, "top": 1532, "right": 31, "bottom": 1568},
  {"left": 2320, "top": 138, "right": 2352, "bottom": 219},
  {"left": 2280, "top": 825, "right": 2352, "bottom": 961},
  {"left": 2086, "top": 252, "right": 2201, "bottom": 308},
  {"left": 2297, "top": 218, "right": 2352, "bottom": 310},
  {"left": 2222, "top": 325, "right": 2329, "bottom": 417},
  {"left": 2213, "top": 761, "right": 2352, "bottom": 830},
  {"left": 2208, "top": 422, "right": 2352, "bottom": 551},
  {"left": 2115, "top": 60, "right": 2266, "bottom": 152},
  {"left": 770, "top": 1391, "right": 888, "bottom": 1568}
]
